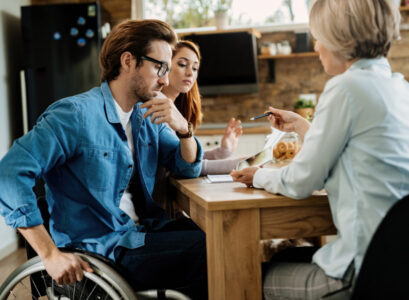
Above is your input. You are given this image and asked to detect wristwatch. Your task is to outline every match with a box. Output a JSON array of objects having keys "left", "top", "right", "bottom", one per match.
[{"left": 176, "top": 122, "right": 193, "bottom": 139}]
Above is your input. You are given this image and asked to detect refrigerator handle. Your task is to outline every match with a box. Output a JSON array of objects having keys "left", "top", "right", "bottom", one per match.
[{"left": 20, "top": 70, "right": 28, "bottom": 135}]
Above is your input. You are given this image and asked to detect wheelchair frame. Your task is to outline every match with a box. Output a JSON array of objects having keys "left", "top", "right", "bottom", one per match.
[
  {"left": 0, "top": 251, "right": 191, "bottom": 300},
  {"left": 0, "top": 251, "right": 136, "bottom": 300}
]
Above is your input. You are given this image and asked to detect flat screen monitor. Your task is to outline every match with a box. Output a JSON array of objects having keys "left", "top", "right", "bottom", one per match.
[{"left": 183, "top": 31, "right": 259, "bottom": 96}]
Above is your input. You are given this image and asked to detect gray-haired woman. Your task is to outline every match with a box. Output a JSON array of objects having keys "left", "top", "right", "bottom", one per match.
[{"left": 231, "top": 0, "right": 409, "bottom": 299}]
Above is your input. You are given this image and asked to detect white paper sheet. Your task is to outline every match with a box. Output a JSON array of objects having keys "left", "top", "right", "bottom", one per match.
[{"left": 205, "top": 174, "right": 233, "bottom": 183}]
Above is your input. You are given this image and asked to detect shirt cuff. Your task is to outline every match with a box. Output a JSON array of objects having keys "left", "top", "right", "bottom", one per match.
[
  {"left": 253, "top": 167, "right": 280, "bottom": 190},
  {"left": 5, "top": 203, "right": 43, "bottom": 228}
]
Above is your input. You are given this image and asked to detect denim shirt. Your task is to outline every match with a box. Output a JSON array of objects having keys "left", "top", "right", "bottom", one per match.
[
  {"left": 254, "top": 57, "right": 409, "bottom": 278},
  {"left": 0, "top": 81, "right": 203, "bottom": 261}
]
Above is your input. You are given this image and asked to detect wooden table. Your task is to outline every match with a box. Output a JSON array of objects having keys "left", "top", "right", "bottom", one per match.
[{"left": 170, "top": 177, "right": 336, "bottom": 300}]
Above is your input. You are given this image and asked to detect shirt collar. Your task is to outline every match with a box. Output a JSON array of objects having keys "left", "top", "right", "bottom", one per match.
[
  {"left": 101, "top": 81, "right": 120, "bottom": 124},
  {"left": 348, "top": 56, "right": 391, "bottom": 76}
]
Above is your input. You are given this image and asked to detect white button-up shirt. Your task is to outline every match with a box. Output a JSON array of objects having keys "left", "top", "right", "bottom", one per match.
[{"left": 253, "top": 57, "right": 409, "bottom": 278}]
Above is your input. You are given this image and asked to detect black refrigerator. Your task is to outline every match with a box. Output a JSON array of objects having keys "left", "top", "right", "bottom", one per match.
[{"left": 21, "top": 2, "right": 102, "bottom": 131}]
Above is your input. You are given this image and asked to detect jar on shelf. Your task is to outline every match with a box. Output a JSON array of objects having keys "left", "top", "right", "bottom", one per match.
[
  {"left": 261, "top": 42, "right": 277, "bottom": 55},
  {"left": 272, "top": 132, "right": 302, "bottom": 162},
  {"left": 277, "top": 40, "right": 292, "bottom": 55}
]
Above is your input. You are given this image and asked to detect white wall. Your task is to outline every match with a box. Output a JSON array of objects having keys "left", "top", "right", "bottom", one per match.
[{"left": 0, "top": 0, "right": 30, "bottom": 260}]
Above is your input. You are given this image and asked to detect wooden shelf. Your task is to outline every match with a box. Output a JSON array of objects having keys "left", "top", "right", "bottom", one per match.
[
  {"left": 400, "top": 6, "right": 409, "bottom": 12},
  {"left": 258, "top": 52, "right": 318, "bottom": 60}
]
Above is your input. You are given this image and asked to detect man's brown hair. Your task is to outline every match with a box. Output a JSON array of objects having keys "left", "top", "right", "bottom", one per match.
[{"left": 100, "top": 19, "right": 178, "bottom": 82}]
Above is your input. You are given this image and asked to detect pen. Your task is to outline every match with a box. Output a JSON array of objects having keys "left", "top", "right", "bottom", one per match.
[{"left": 250, "top": 112, "right": 274, "bottom": 120}]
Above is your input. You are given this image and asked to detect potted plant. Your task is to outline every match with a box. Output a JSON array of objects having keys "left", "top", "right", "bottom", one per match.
[
  {"left": 294, "top": 98, "right": 315, "bottom": 121},
  {"left": 214, "top": 0, "right": 231, "bottom": 30}
]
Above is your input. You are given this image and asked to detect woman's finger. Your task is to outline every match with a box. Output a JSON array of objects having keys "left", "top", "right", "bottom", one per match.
[{"left": 230, "top": 170, "right": 240, "bottom": 180}]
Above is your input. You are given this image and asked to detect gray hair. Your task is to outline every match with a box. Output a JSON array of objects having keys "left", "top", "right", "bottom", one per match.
[{"left": 309, "top": 0, "right": 400, "bottom": 60}]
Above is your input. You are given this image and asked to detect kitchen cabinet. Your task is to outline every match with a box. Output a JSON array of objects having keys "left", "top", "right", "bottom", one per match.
[
  {"left": 196, "top": 123, "right": 271, "bottom": 157},
  {"left": 196, "top": 133, "right": 268, "bottom": 158}
]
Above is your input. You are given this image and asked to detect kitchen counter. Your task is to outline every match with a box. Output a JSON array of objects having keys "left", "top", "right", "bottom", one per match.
[{"left": 196, "top": 122, "right": 271, "bottom": 135}]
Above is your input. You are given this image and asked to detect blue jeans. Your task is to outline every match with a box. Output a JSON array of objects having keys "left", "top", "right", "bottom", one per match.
[{"left": 116, "top": 217, "right": 208, "bottom": 300}]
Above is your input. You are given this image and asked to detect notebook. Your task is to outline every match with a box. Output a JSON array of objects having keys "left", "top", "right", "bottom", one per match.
[{"left": 205, "top": 174, "right": 233, "bottom": 183}]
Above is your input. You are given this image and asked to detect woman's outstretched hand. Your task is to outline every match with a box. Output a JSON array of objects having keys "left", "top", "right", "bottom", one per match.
[
  {"left": 267, "top": 107, "right": 310, "bottom": 140},
  {"left": 221, "top": 118, "right": 243, "bottom": 153}
]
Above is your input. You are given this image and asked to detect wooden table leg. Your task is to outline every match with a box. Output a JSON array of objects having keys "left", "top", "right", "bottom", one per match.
[{"left": 205, "top": 208, "right": 262, "bottom": 300}]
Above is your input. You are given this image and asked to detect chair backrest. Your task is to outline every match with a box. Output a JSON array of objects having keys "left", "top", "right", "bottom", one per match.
[{"left": 351, "top": 194, "right": 409, "bottom": 299}]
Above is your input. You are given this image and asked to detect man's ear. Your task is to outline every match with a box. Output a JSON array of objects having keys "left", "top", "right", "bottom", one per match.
[{"left": 120, "top": 51, "right": 135, "bottom": 72}]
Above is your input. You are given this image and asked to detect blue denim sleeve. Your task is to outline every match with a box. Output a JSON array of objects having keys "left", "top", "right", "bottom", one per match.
[
  {"left": 157, "top": 125, "right": 203, "bottom": 178},
  {"left": 0, "top": 99, "right": 80, "bottom": 228}
]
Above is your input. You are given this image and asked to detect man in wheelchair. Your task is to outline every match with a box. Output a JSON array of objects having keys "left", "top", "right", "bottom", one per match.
[{"left": 0, "top": 19, "right": 207, "bottom": 299}]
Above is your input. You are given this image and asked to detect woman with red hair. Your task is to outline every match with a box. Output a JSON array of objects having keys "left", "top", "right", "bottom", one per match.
[{"left": 163, "top": 40, "right": 243, "bottom": 174}]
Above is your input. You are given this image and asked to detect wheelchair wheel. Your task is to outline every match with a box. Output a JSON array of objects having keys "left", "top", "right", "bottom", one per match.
[{"left": 0, "top": 252, "right": 137, "bottom": 300}]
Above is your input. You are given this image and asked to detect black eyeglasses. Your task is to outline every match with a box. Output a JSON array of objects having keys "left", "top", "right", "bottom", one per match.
[{"left": 139, "top": 55, "right": 170, "bottom": 77}]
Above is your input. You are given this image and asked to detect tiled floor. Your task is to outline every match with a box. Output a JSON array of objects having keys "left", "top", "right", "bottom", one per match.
[{"left": 0, "top": 248, "right": 27, "bottom": 285}]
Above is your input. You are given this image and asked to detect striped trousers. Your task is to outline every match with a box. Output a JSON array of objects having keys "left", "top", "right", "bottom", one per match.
[{"left": 263, "top": 247, "right": 354, "bottom": 300}]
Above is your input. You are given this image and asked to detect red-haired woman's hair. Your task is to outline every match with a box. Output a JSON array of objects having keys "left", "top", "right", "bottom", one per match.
[{"left": 173, "top": 40, "right": 203, "bottom": 130}]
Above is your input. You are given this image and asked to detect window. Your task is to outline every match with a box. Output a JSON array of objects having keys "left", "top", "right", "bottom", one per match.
[{"left": 142, "top": 0, "right": 311, "bottom": 31}]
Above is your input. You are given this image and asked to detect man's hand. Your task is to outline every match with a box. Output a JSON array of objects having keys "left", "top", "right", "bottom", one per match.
[
  {"left": 18, "top": 225, "right": 93, "bottom": 286},
  {"left": 221, "top": 118, "right": 243, "bottom": 153},
  {"left": 140, "top": 96, "right": 189, "bottom": 134},
  {"left": 230, "top": 166, "right": 260, "bottom": 187},
  {"left": 140, "top": 94, "right": 197, "bottom": 163},
  {"left": 42, "top": 250, "right": 94, "bottom": 285}
]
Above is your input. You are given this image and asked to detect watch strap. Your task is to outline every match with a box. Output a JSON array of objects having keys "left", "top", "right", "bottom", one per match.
[{"left": 176, "top": 122, "right": 193, "bottom": 139}]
